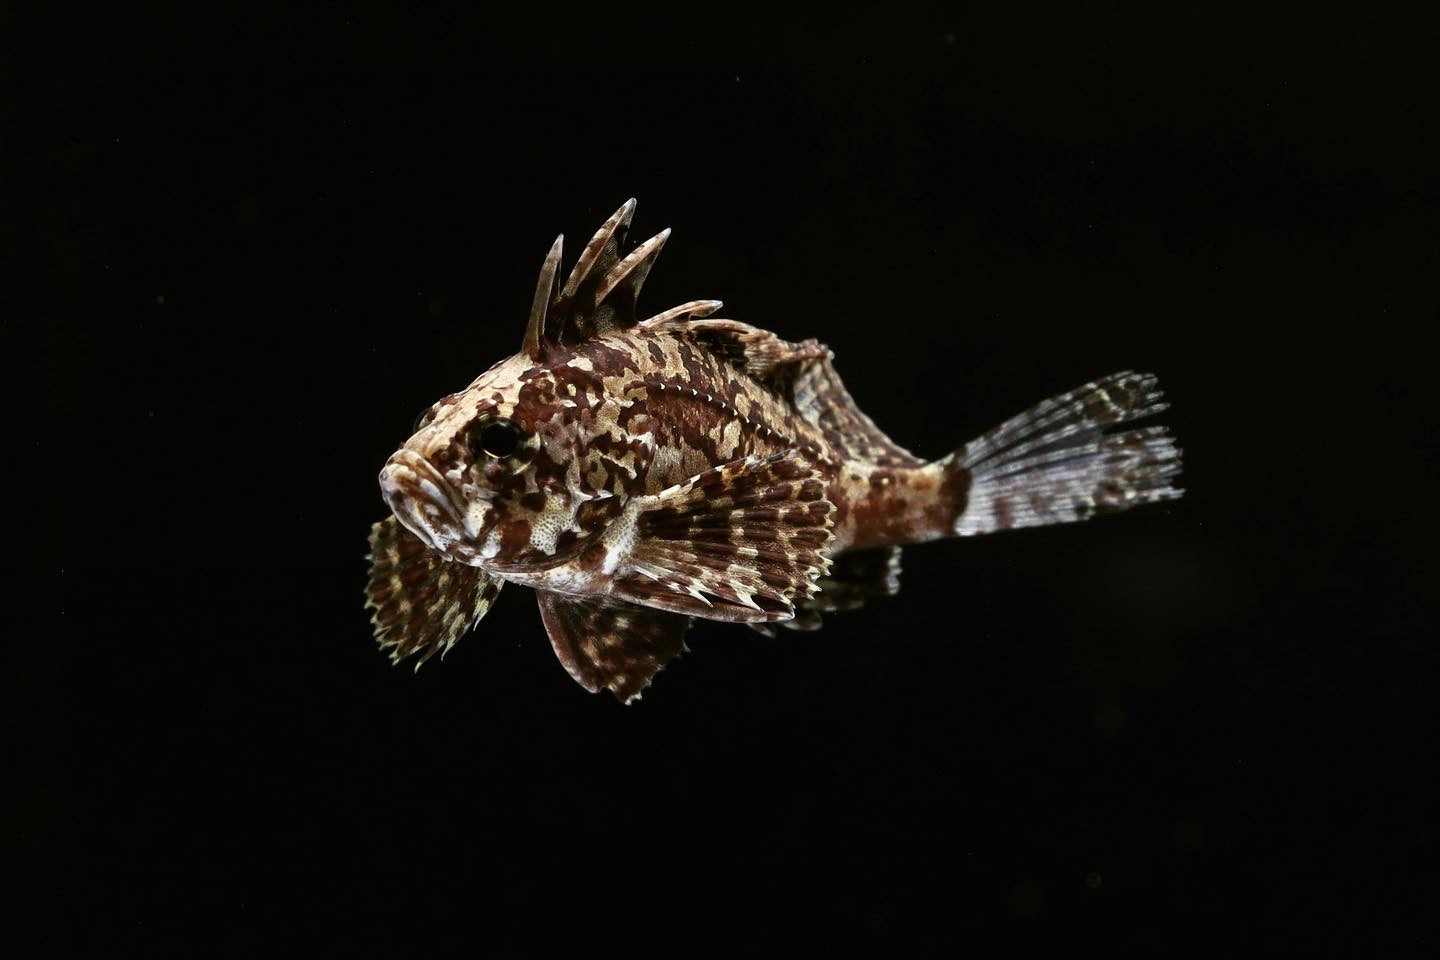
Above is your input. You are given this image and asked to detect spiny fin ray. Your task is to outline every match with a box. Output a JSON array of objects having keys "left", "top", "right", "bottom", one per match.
[
  {"left": 522, "top": 234, "right": 563, "bottom": 361},
  {"left": 792, "top": 358, "right": 926, "bottom": 468},
  {"left": 642, "top": 299, "right": 724, "bottom": 325},
  {"left": 586, "top": 228, "right": 670, "bottom": 335},
  {"left": 559, "top": 199, "right": 634, "bottom": 301},
  {"left": 528, "top": 198, "right": 676, "bottom": 349}
]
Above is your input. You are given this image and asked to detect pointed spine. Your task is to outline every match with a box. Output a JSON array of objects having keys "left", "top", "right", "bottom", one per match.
[
  {"left": 642, "top": 299, "right": 724, "bottom": 326},
  {"left": 591, "top": 228, "right": 670, "bottom": 322},
  {"left": 560, "top": 198, "right": 635, "bottom": 300},
  {"left": 523, "top": 234, "right": 564, "bottom": 360}
]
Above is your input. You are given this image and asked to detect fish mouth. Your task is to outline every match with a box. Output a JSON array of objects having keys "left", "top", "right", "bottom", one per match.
[{"left": 379, "top": 449, "right": 475, "bottom": 554}]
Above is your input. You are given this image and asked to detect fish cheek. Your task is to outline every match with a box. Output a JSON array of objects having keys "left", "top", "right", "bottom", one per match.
[
  {"left": 575, "top": 497, "right": 621, "bottom": 536},
  {"left": 497, "top": 516, "right": 533, "bottom": 557},
  {"left": 525, "top": 412, "right": 582, "bottom": 489},
  {"left": 552, "top": 497, "right": 627, "bottom": 571}
]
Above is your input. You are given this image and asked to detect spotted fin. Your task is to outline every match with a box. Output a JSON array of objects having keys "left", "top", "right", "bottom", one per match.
[
  {"left": 655, "top": 311, "right": 922, "bottom": 468},
  {"left": 792, "top": 358, "right": 925, "bottom": 468},
  {"left": 746, "top": 606, "right": 824, "bottom": 637},
  {"left": 747, "top": 547, "right": 902, "bottom": 636},
  {"left": 947, "top": 371, "right": 1184, "bottom": 534},
  {"left": 661, "top": 317, "right": 831, "bottom": 391},
  {"left": 365, "top": 516, "right": 503, "bottom": 670},
  {"left": 612, "top": 452, "right": 836, "bottom": 623},
  {"left": 656, "top": 311, "right": 923, "bottom": 467},
  {"left": 535, "top": 592, "right": 690, "bottom": 703}
]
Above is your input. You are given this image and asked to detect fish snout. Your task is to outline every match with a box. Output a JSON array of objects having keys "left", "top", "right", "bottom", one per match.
[{"left": 379, "top": 449, "right": 470, "bottom": 553}]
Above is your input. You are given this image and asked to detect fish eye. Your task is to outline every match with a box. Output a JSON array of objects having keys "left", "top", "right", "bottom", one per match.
[
  {"left": 413, "top": 406, "right": 435, "bottom": 433},
  {"left": 469, "top": 417, "right": 525, "bottom": 460}
]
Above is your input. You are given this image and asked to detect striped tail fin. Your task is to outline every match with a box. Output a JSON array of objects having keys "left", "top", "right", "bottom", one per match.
[{"left": 944, "top": 371, "right": 1183, "bottom": 535}]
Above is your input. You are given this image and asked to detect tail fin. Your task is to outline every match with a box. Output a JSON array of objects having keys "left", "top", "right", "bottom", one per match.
[{"left": 944, "top": 371, "right": 1183, "bottom": 536}]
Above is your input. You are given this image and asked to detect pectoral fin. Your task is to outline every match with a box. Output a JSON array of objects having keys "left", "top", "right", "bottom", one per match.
[
  {"left": 535, "top": 592, "right": 690, "bottom": 703},
  {"left": 365, "top": 516, "right": 503, "bottom": 670},
  {"left": 611, "top": 451, "right": 836, "bottom": 622}
]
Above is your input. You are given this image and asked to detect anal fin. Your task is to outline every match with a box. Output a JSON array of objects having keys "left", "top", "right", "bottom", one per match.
[
  {"left": 535, "top": 592, "right": 690, "bottom": 703},
  {"left": 810, "top": 546, "right": 903, "bottom": 613},
  {"left": 365, "top": 516, "right": 503, "bottom": 670},
  {"left": 746, "top": 547, "right": 902, "bottom": 636}
]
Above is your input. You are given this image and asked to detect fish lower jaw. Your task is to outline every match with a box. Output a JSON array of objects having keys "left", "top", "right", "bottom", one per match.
[
  {"left": 387, "top": 509, "right": 454, "bottom": 555},
  {"left": 379, "top": 448, "right": 479, "bottom": 557}
]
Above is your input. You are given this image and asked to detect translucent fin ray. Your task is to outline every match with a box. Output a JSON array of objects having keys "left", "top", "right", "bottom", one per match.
[{"left": 947, "top": 372, "right": 1184, "bottom": 535}]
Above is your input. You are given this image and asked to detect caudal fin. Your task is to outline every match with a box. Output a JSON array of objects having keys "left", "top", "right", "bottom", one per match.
[{"left": 945, "top": 371, "right": 1183, "bottom": 535}]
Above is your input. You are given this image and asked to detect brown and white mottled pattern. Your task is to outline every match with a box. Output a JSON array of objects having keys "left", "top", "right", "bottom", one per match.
[
  {"left": 365, "top": 201, "right": 1185, "bottom": 701},
  {"left": 536, "top": 593, "right": 689, "bottom": 703},
  {"left": 365, "top": 517, "right": 503, "bottom": 669}
]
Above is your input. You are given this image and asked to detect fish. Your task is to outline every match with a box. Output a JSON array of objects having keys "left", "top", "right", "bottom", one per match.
[{"left": 365, "top": 200, "right": 1183, "bottom": 702}]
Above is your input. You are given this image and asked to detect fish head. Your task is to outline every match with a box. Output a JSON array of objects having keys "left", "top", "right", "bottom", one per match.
[
  {"left": 377, "top": 345, "right": 650, "bottom": 570},
  {"left": 380, "top": 201, "right": 682, "bottom": 572}
]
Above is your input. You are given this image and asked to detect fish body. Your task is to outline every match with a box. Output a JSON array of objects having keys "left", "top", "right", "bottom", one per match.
[{"left": 367, "top": 201, "right": 1183, "bottom": 701}]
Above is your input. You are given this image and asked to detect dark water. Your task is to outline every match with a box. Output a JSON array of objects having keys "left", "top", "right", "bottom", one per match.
[{"left": 16, "top": 10, "right": 1434, "bottom": 953}]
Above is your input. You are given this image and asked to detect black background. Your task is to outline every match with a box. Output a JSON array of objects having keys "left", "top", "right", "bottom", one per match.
[{"left": 14, "top": 6, "right": 1436, "bottom": 954}]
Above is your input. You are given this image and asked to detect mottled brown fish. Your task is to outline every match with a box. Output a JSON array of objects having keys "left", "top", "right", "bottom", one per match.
[{"left": 366, "top": 201, "right": 1183, "bottom": 701}]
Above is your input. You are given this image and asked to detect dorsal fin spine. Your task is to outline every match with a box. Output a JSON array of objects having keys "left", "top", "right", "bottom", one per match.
[
  {"left": 560, "top": 199, "right": 635, "bottom": 301},
  {"left": 523, "top": 234, "right": 564, "bottom": 360},
  {"left": 641, "top": 300, "right": 724, "bottom": 326},
  {"left": 595, "top": 229, "right": 668, "bottom": 302},
  {"left": 590, "top": 228, "right": 670, "bottom": 317},
  {"left": 522, "top": 200, "right": 684, "bottom": 350}
]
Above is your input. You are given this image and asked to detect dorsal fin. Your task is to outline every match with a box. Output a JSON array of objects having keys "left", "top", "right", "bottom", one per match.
[
  {"left": 792, "top": 358, "right": 925, "bottom": 468},
  {"left": 585, "top": 227, "right": 670, "bottom": 336},
  {"left": 642, "top": 299, "right": 724, "bottom": 325},
  {"left": 522, "top": 235, "right": 563, "bottom": 361},
  {"left": 651, "top": 314, "right": 924, "bottom": 468},
  {"left": 522, "top": 200, "right": 679, "bottom": 356},
  {"left": 559, "top": 199, "right": 634, "bottom": 302},
  {"left": 655, "top": 316, "right": 831, "bottom": 396}
]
